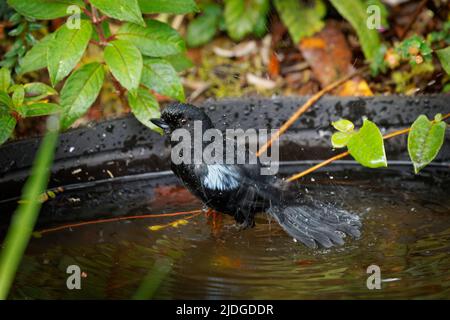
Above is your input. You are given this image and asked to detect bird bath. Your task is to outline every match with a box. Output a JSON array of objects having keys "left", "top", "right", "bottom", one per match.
[{"left": 0, "top": 96, "right": 449, "bottom": 299}]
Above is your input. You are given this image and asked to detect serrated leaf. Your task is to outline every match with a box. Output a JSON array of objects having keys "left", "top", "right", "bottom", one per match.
[
  {"left": 164, "top": 54, "right": 194, "bottom": 72},
  {"left": 12, "top": 85, "right": 24, "bottom": 109},
  {"left": 0, "top": 67, "right": 11, "bottom": 92},
  {"left": 23, "top": 82, "right": 58, "bottom": 102},
  {"left": 274, "top": 0, "right": 326, "bottom": 44},
  {"left": 47, "top": 20, "right": 93, "bottom": 86},
  {"left": 408, "top": 115, "right": 446, "bottom": 174},
  {"left": 330, "top": 0, "right": 381, "bottom": 60},
  {"left": 128, "top": 88, "right": 161, "bottom": 133},
  {"left": 225, "top": 0, "right": 270, "bottom": 41},
  {"left": 331, "top": 132, "right": 353, "bottom": 148},
  {"left": 0, "top": 113, "right": 16, "bottom": 145},
  {"left": 138, "top": 0, "right": 198, "bottom": 14},
  {"left": 116, "top": 20, "right": 186, "bottom": 57},
  {"left": 436, "top": 46, "right": 450, "bottom": 75},
  {"left": 7, "top": 0, "right": 85, "bottom": 20},
  {"left": 141, "top": 58, "right": 185, "bottom": 101},
  {"left": 104, "top": 40, "right": 143, "bottom": 92},
  {"left": 60, "top": 62, "right": 105, "bottom": 130},
  {"left": 21, "top": 102, "right": 62, "bottom": 118},
  {"left": 187, "top": 4, "right": 222, "bottom": 47},
  {"left": 347, "top": 119, "right": 387, "bottom": 168},
  {"left": 0, "top": 91, "right": 13, "bottom": 109},
  {"left": 19, "top": 33, "right": 55, "bottom": 75},
  {"left": 332, "top": 119, "right": 354, "bottom": 133},
  {"left": 90, "top": 0, "right": 145, "bottom": 26}
]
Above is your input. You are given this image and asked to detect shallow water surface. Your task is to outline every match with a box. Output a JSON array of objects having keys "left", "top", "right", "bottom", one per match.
[{"left": 8, "top": 164, "right": 450, "bottom": 299}]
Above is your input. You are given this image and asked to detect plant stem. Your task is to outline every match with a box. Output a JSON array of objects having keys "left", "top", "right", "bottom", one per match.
[
  {"left": 36, "top": 210, "right": 202, "bottom": 235},
  {"left": 256, "top": 67, "right": 368, "bottom": 157},
  {"left": 87, "top": 1, "right": 129, "bottom": 109},
  {"left": 286, "top": 113, "right": 450, "bottom": 183}
]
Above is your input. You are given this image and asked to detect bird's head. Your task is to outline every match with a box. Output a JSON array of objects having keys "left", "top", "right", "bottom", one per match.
[{"left": 151, "top": 103, "right": 214, "bottom": 135}]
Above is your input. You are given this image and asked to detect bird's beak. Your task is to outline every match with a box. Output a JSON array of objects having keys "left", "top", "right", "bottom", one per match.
[{"left": 150, "top": 118, "right": 169, "bottom": 131}]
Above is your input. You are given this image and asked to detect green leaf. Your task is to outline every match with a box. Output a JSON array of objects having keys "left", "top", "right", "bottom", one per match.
[
  {"left": 330, "top": 0, "right": 381, "bottom": 60},
  {"left": 138, "top": 0, "right": 198, "bottom": 14},
  {"left": 104, "top": 40, "right": 143, "bottom": 92},
  {"left": 60, "top": 62, "right": 105, "bottom": 130},
  {"left": 274, "top": 0, "right": 326, "bottom": 44},
  {"left": 47, "top": 20, "right": 93, "bottom": 86},
  {"left": 90, "top": 0, "right": 145, "bottom": 26},
  {"left": 407, "top": 115, "right": 446, "bottom": 174},
  {"left": 20, "top": 103, "right": 62, "bottom": 118},
  {"left": 128, "top": 88, "right": 161, "bottom": 133},
  {"left": 0, "top": 92, "right": 13, "bottom": 109},
  {"left": 0, "top": 114, "right": 16, "bottom": 145},
  {"left": 116, "top": 20, "right": 186, "bottom": 57},
  {"left": 397, "top": 35, "right": 433, "bottom": 65},
  {"left": 332, "top": 119, "right": 355, "bottom": 133},
  {"left": 225, "top": 0, "right": 270, "bottom": 41},
  {"left": 19, "top": 33, "right": 55, "bottom": 75},
  {"left": 0, "top": 68, "right": 11, "bottom": 92},
  {"left": 436, "top": 46, "right": 450, "bottom": 75},
  {"left": 347, "top": 119, "right": 387, "bottom": 168},
  {"left": 141, "top": 58, "right": 185, "bottom": 101},
  {"left": 370, "top": 44, "right": 388, "bottom": 76},
  {"left": 12, "top": 85, "right": 24, "bottom": 109},
  {"left": 8, "top": 22, "right": 26, "bottom": 37},
  {"left": 7, "top": 0, "right": 85, "bottom": 20},
  {"left": 331, "top": 132, "right": 353, "bottom": 148},
  {"left": 164, "top": 54, "right": 194, "bottom": 72},
  {"left": 187, "top": 4, "right": 222, "bottom": 48},
  {"left": 366, "top": 0, "right": 389, "bottom": 29},
  {"left": 23, "top": 82, "right": 58, "bottom": 102}
]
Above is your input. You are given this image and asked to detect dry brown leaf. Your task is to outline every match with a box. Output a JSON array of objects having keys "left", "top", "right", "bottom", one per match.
[
  {"left": 268, "top": 52, "right": 280, "bottom": 78},
  {"left": 338, "top": 79, "right": 373, "bottom": 96},
  {"left": 299, "top": 22, "right": 355, "bottom": 87}
]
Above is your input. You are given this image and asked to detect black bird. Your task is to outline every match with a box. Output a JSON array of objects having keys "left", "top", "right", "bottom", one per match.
[{"left": 151, "top": 103, "right": 361, "bottom": 249}]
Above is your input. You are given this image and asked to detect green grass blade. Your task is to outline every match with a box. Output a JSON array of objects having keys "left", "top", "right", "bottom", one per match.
[{"left": 0, "top": 117, "right": 59, "bottom": 299}]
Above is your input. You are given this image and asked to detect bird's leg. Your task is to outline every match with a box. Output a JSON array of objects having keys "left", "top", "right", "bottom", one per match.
[
  {"left": 237, "top": 218, "right": 255, "bottom": 230},
  {"left": 234, "top": 211, "right": 255, "bottom": 230},
  {"left": 205, "top": 208, "right": 223, "bottom": 235}
]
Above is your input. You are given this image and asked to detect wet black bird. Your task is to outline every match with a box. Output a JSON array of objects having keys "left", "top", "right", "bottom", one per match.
[{"left": 151, "top": 103, "right": 361, "bottom": 249}]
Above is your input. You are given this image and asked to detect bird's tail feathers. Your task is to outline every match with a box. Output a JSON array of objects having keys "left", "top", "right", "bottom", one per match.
[{"left": 267, "top": 201, "right": 361, "bottom": 249}]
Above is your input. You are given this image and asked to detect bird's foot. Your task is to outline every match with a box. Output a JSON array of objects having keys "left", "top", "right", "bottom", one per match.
[{"left": 236, "top": 219, "right": 255, "bottom": 230}]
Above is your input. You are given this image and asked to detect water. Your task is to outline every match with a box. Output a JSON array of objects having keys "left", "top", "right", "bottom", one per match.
[{"left": 7, "top": 163, "right": 450, "bottom": 299}]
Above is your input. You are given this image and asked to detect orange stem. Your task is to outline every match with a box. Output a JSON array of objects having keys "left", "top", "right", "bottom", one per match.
[
  {"left": 256, "top": 67, "right": 368, "bottom": 157},
  {"left": 286, "top": 113, "right": 450, "bottom": 183},
  {"left": 36, "top": 210, "right": 202, "bottom": 235}
]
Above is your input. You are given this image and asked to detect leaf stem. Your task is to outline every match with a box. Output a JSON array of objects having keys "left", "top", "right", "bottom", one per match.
[
  {"left": 286, "top": 113, "right": 450, "bottom": 183},
  {"left": 86, "top": 1, "right": 129, "bottom": 109}
]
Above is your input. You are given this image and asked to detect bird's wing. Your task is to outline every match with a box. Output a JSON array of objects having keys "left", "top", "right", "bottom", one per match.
[
  {"left": 198, "top": 163, "right": 280, "bottom": 211},
  {"left": 200, "top": 164, "right": 241, "bottom": 191}
]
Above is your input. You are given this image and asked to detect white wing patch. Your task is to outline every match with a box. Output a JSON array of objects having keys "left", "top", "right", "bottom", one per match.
[{"left": 203, "top": 164, "right": 240, "bottom": 191}]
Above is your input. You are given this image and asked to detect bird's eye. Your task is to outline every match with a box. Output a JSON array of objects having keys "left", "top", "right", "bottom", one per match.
[{"left": 181, "top": 118, "right": 187, "bottom": 124}]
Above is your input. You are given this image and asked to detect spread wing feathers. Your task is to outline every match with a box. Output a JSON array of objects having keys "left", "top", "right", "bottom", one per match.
[{"left": 267, "top": 202, "right": 362, "bottom": 249}]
